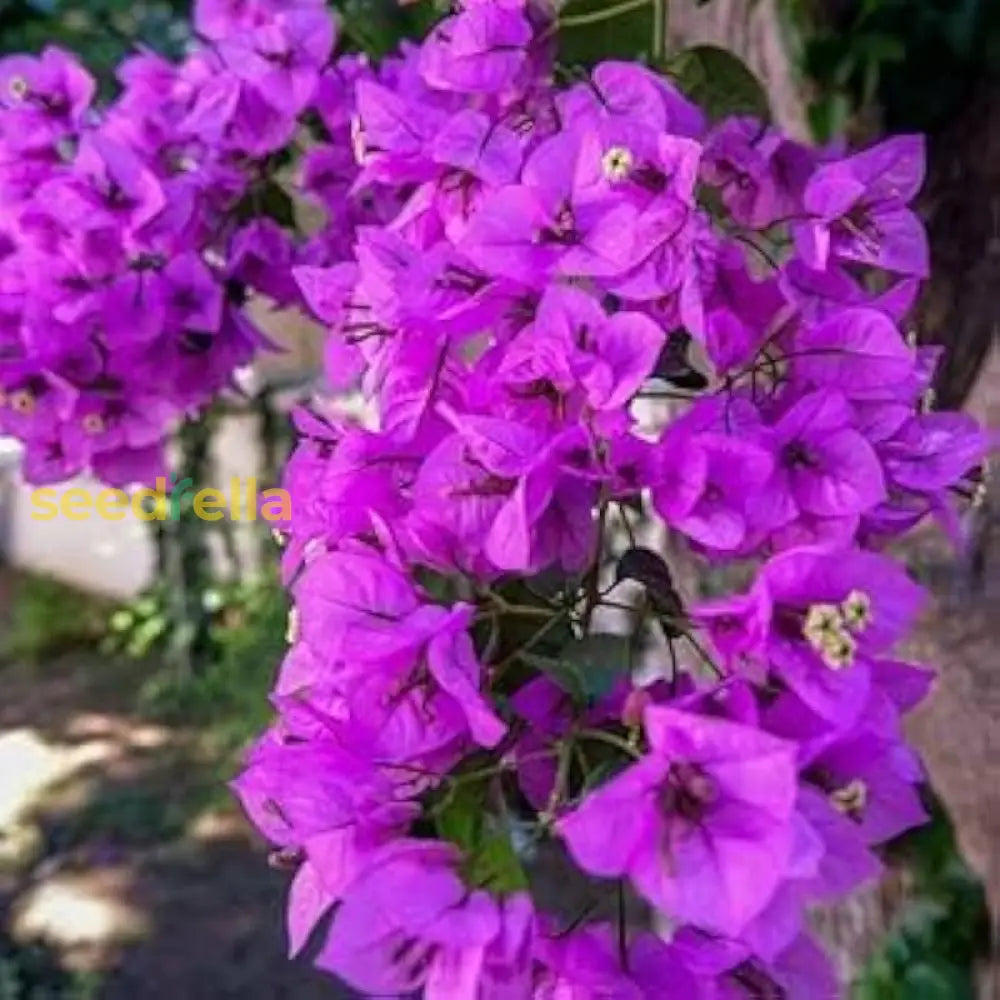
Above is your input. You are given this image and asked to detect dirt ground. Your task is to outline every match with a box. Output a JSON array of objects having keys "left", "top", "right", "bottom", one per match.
[{"left": 0, "top": 573, "right": 352, "bottom": 1000}]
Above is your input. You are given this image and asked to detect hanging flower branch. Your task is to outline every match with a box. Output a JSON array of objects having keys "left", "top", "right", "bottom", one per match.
[{"left": 1, "top": 0, "right": 992, "bottom": 995}]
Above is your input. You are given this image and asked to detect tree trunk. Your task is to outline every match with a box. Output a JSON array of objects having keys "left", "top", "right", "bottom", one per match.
[{"left": 915, "top": 86, "right": 1000, "bottom": 410}]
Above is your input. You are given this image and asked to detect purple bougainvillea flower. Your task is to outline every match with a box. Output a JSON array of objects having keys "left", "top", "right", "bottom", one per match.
[
  {"left": 461, "top": 129, "right": 641, "bottom": 286},
  {"left": 702, "top": 116, "right": 814, "bottom": 229},
  {"left": 9, "top": 4, "right": 981, "bottom": 994},
  {"left": 558, "top": 706, "right": 798, "bottom": 936},
  {"left": 420, "top": 4, "right": 532, "bottom": 95},
  {"left": 652, "top": 430, "right": 775, "bottom": 553},
  {"left": 795, "top": 135, "right": 929, "bottom": 277},
  {"left": 761, "top": 388, "right": 887, "bottom": 523},
  {"left": 675, "top": 927, "right": 839, "bottom": 999},
  {"left": 560, "top": 61, "right": 705, "bottom": 139},
  {"left": 219, "top": 7, "right": 335, "bottom": 114},
  {"left": 791, "top": 307, "right": 916, "bottom": 400},
  {"left": 0, "top": 47, "right": 95, "bottom": 149},
  {"left": 780, "top": 259, "right": 920, "bottom": 325},
  {"left": 316, "top": 840, "right": 503, "bottom": 996}
]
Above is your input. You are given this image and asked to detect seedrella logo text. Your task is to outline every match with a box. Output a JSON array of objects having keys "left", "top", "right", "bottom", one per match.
[{"left": 30, "top": 477, "right": 291, "bottom": 522}]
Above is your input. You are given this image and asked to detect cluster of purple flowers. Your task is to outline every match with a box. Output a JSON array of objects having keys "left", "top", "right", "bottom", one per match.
[
  {"left": 229, "top": 2, "right": 995, "bottom": 996},
  {"left": 4, "top": 0, "right": 990, "bottom": 994},
  {"left": 0, "top": 0, "right": 377, "bottom": 484}
]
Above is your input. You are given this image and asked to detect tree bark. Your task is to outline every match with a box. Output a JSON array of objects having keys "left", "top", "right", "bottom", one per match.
[{"left": 916, "top": 86, "right": 1000, "bottom": 410}]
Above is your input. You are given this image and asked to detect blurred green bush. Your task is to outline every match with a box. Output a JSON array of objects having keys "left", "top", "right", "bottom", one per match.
[{"left": 1, "top": 574, "right": 108, "bottom": 666}]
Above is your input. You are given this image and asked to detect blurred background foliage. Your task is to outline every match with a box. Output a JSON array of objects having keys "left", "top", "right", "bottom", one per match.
[
  {"left": 0, "top": 0, "right": 442, "bottom": 72},
  {"left": 780, "top": 0, "right": 1000, "bottom": 141},
  {"left": 855, "top": 798, "right": 991, "bottom": 999},
  {"left": 0, "top": 574, "right": 108, "bottom": 666}
]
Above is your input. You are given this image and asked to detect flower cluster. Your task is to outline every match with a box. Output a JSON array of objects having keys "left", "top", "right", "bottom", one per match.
[
  {"left": 7, "top": 0, "right": 988, "bottom": 994},
  {"left": 229, "top": 3, "right": 992, "bottom": 997},
  {"left": 0, "top": 0, "right": 375, "bottom": 485}
]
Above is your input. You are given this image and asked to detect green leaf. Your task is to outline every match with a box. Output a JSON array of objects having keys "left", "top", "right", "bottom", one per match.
[
  {"left": 524, "top": 633, "right": 632, "bottom": 704},
  {"left": 234, "top": 180, "right": 296, "bottom": 228},
  {"left": 436, "top": 785, "right": 528, "bottom": 895},
  {"left": 436, "top": 783, "right": 482, "bottom": 850},
  {"left": 464, "top": 832, "right": 529, "bottom": 894},
  {"left": 582, "top": 756, "right": 629, "bottom": 792},
  {"left": 808, "top": 92, "right": 852, "bottom": 144},
  {"left": 662, "top": 45, "right": 771, "bottom": 122},
  {"left": 259, "top": 181, "right": 296, "bottom": 228},
  {"left": 559, "top": 0, "right": 654, "bottom": 66},
  {"left": 521, "top": 651, "right": 588, "bottom": 704},
  {"left": 901, "top": 962, "right": 972, "bottom": 1000},
  {"left": 569, "top": 633, "right": 633, "bottom": 696}
]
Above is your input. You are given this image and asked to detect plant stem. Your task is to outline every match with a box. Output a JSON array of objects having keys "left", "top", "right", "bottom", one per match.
[
  {"left": 559, "top": 0, "right": 651, "bottom": 30},
  {"left": 487, "top": 595, "right": 555, "bottom": 620},
  {"left": 579, "top": 728, "right": 643, "bottom": 759},
  {"left": 492, "top": 606, "right": 573, "bottom": 676},
  {"left": 542, "top": 737, "right": 575, "bottom": 822},
  {"left": 582, "top": 498, "right": 609, "bottom": 631},
  {"left": 682, "top": 629, "right": 725, "bottom": 679},
  {"left": 652, "top": 0, "right": 665, "bottom": 61}
]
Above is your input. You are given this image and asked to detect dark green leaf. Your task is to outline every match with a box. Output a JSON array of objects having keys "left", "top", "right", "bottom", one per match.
[
  {"left": 523, "top": 633, "right": 632, "bottom": 705},
  {"left": 436, "top": 785, "right": 528, "bottom": 895},
  {"left": 559, "top": 0, "right": 654, "bottom": 66},
  {"left": 582, "top": 756, "right": 629, "bottom": 792},
  {"left": 662, "top": 45, "right": 770, "bottom": 122},
  {"left": 901, "top": 962, "right": 972, "bottom": 1000},
  {"left": 436, "top": 783, "right": 483, "bottom": 851},
  {"left": 521, "top": 651, "right": 588, "bottom": 704},
  {"left": 807, "top": 93, "right": 852, "bottom": 144},
  {"left": 234, "top": 181, "right": 296, "bottom": 228},
  {"left": 259, "top": 182, "right": 296, "bottom": 228},
  {"left": 464, "top": 832, "right": 529, "bottom": 894}
]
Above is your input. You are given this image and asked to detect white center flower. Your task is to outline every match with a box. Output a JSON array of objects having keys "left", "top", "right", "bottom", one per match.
[
  {"left": 81, "top": 413, "right": 105, "bottom": 436},
  {"left": 602, "top": 145, "right": 634, "bottom": 183},
  {"left": 803, "top": 603, "right": 844, "bottom": 647},
  {"left": 9, "top": 389, "right": 35, "bottom": 415},
  {"left": 820, "top": 630, "right": 857, "bottom": 671},
  {"left": 8, "top": 76, "right": 29, "bottom": 101},
  {"left": 830, "top": 779, "right": 868, "bottom": 819},
  {"left": 841, "top": 590, "right": 873, "bottom": 633}
]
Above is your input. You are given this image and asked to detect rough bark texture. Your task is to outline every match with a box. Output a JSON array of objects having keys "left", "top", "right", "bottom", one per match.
[{"left": 916, "top": 87, "right": 1000, "bottom": 410}]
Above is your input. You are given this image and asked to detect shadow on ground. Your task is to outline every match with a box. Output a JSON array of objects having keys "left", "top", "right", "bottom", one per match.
[{"left": 0, "top": 572, "right": 348, "bottom": 999}]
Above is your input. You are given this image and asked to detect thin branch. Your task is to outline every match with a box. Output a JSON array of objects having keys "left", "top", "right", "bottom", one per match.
[{"left": 559, "top": 0, "right": 652, "bottom": 30}]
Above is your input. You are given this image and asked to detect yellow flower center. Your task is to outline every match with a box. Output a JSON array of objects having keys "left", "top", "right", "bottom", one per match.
[
  {"left": 8, "top": 76, "right": 29, "bottom": 101},
  {"left": 803, "top": 603, "right": 844, "bottom": 647},
  {"left": 841, "top": 590, "right": 873, "bottom": 633},
  {"left": 81, "top": 413, "right": 105, "bottom": 435},
  {"left": 602, "top": 145, "right": 634, "bottom": 183},
  {"left": 820, "top": 630, "right": 857, "bottom": 671},
  {"left": 830, "top": 779, "right": 867, "bottom": 820},
  {"left": 9, "top": 389, "right": 35, "bottom": 415}
]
